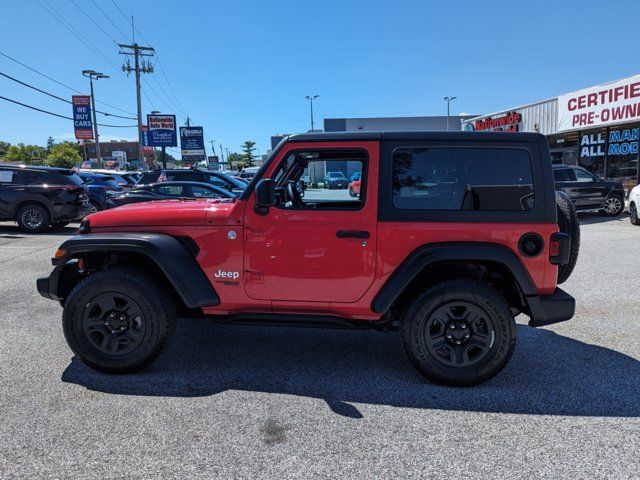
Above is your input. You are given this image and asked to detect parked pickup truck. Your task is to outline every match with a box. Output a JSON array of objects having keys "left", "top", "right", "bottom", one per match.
[{"left": 37, "top": 131, "right": 578, "bottom": 386}]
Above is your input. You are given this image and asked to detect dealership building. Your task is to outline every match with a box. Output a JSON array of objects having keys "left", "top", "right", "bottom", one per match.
[{"left": 461, "top": 74, "right": 640, "bottom": 195}]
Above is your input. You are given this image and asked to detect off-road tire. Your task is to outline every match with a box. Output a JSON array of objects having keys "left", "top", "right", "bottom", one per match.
[
  {"left": 630, "top": 202, "right": 640, "bottom": 225},
  {"left": 602, "top": 193, "right": 625, "bottom": 216},
  {"left": 16, "top": 204, "right": 50, "bottom": 233},
  {"left": 62, "top": 267, "right": 175, "bottom": 373},
  {"left": 555, "top": 190, "right": 580, "bottom": 284},
  {"left": 400, "top": 280, "right": 516, "bottom": 387}
]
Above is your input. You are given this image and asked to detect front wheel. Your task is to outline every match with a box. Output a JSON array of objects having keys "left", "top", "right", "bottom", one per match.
[
  {"left": 16, "top": 204, "right": 50, "bottom": 232},
  {"left": 630, "top": 202, "right": 640, "bottom": 225},
  {"left": 602, "top": 194, "right": 624, "bottom": 216},
  {"left": 62, "top": 267, "right": 175, "bottom": 373},
  {"left": 400, "top": 280, "right": 516, "bottom": 387}
]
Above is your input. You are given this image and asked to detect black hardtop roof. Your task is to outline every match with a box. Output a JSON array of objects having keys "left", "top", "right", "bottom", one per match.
[{"left": 285, "top": 130, "right": 546, "bottom": 143}]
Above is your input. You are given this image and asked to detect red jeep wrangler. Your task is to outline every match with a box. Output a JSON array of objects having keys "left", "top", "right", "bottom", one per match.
[{"left": 37, "top": 132, "right": 578, "bottom": 386}]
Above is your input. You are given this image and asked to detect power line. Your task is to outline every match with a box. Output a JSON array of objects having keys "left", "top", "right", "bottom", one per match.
[
  {"left": 90, "top": 0, "right": 130, "bottom": 42},
  {"left": 36, "top": 0, "right": 122, "bottom": 73},
  {"left": 0, "top": 94, "right": 136, "bottom": 127},
  {"left": 141, "top": 78, "right": 187, "bottom": 121},
  {"left": 109, "top": 1, "right": 190, "bottom": 119},
  {"left": 68, "top": 0, "right": 120, "bottom": 46},
  {"left": 0, "top": 70, "right": 137, "bottom": 119},
  {"left": 0, "top": 50, "right": 136, "bottom": 115}
]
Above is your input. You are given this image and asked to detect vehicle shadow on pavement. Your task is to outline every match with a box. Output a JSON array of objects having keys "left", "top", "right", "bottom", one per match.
[
  {"left": 62, "top": 320, "right": 640, "bottom": 418},
  {"left": 578, "top": 212, "right": 630, "bottom": 225},
  {"left": 0, "top": 224, "right": 78, "bottom": 237}
]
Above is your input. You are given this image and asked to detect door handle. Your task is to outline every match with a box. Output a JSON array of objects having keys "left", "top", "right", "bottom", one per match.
[{"left": 336, "top": 230, "right": 370, "bottom": 239}]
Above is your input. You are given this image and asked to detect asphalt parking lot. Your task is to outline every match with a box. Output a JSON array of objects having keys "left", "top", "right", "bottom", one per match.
[{"left": 0, "top": 214, "right": 639, "bottom": 479}]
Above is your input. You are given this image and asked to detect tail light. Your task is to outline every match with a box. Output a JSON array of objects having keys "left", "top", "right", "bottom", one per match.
[{"left": 550, "top": 232, "right": 571, "bottom": 265}]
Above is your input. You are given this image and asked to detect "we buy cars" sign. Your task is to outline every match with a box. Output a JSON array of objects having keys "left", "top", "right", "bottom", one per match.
[{"left": 557, "top": 74, "right": 640, "bottom": 132}]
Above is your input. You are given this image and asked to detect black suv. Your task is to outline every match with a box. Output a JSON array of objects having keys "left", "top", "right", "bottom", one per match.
[
  {"left": 137, "top": 168, "right": 246, "bottom": 195},
  {"left": 0, "top": 165, "right": 90, "bottom": 232},
  {"left": 553, "top": 164, "right": 626, "bottom": 216}
]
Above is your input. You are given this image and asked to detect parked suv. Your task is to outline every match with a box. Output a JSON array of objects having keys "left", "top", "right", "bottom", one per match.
[
  {"left": 137, "top": 168, "right": 246, "bottom": 195},
  {"left": 38, "top": 132, "right": 577, "bottom": 386},
  {"left": 0, "top": 165, "right": 89, "bottom": 232},
  {"left": 553, "top": 164, "right": 626, "bottom": 216},
  {"left": 323, "top": 171, "right": 348, "bottom": 189},
  {"left": 77, "top": 172, "right": 123, "bottom": 213}
]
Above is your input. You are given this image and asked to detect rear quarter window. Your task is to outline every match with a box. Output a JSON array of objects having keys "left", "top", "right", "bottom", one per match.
[{"left": 392, "top": 147, "right": 535, "bottom": 211}]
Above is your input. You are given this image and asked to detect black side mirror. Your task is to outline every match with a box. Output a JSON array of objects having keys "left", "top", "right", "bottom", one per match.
[{"left": 254, "top": 178, "right": 275, "bottom": 214}]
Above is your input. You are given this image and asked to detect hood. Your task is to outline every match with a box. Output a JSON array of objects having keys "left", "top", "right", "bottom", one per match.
[{"left": 88, "top": 198, "right": 237, "bottom": 228}]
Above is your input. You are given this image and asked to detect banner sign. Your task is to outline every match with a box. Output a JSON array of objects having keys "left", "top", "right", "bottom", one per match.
[
  {"left": 180, "top": 126, "right": 205, "bottom": 161},
  {"left": 72, "top": 95, "right": 93, "bottom": 140},
  {"left": 140, "top": 125, "right": 153, "bottom": 153},
  {"left": 557, "top": 74, "right": 640, "bottom": 132},
  {"left": 147, "top": 114, "right": 177, "bottom": 147},
  {"left": 465, "top": 111, "right": 522, "bottom": 132}
]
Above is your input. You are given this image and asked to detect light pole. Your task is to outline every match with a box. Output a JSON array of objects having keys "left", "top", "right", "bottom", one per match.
[
  {"left": 444, "top": 96, "right": 457, "bottom": 131},
  {"left": 305, "top": 95, "right": 319, "bottom": 131},
  {"left": 82, "top": 70, "right": 109, "bottom": 166}
]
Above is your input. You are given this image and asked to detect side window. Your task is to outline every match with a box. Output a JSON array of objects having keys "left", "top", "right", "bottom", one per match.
[
  {"left": 553, "top": 168, "right": 576, "bottom": 182},
  {"left": 191, "top": 185, "right": 222, "bottom": 198},
  {"left": 392, "top": 147, "right": 535, "bottom": 211},
  {"left": 574, "top": 168, "right": 595, "bottom": 182},
  {"left": 272, "top": 150, "right": 367, "bottom": 210},
  {"left": 0, "top": 170, "right": 15, "bottom": 183},
  {"left": 155, "top": 185, "right": 185, "bottom": 196}
]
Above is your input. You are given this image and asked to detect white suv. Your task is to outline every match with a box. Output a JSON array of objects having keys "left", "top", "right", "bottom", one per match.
[{"left": 630, "top": 184, "right": 640, "bottom": 225}]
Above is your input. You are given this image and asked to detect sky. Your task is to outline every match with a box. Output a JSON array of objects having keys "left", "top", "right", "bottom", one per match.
[{"left": 1, "top": 0, "right": 639, "bottom": 157}]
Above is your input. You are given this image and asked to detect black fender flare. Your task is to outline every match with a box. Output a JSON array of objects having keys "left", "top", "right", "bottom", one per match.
[
  {"left": 37, "top": 233, "right": 219, "bottom": 308},
  {"left": 371, "top": 242, "right": 537, "bottom": 314}
]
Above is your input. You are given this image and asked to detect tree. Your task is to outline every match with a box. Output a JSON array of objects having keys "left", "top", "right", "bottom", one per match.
[
  {"left": 152, "top": 149, "right": 179, "bottom": 167},
  {"left": 0, "top": 141, "right": 10, "bottom": 158},
  {"left": 3, "top": 143, "right": 46, "bottom": 164},
  {"left": 226, "top": 152, "right": 244, "bottom": 170},
  {"left": 46, "top": 136, "right": 56, "bottom": 153},
  {"left": 44, "top": 142, "right": 82, "bottom": 168},
  {"left": 241, "top": 140, "right": 256, "bottom": 167}
]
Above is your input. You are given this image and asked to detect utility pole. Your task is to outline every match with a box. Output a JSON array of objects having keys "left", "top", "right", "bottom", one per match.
[
  {"left": 305, "top": 95, "right": 319, "bottom": 131},
  {"left": 219, "top": 143, "right": 225, "bottom": 166},
  {"left": 82, "top": 70, "right": 109, "bottom": 166},
  {"left": 209, "top": 140, "right": 216, "bottom": 157},
  {"left": 119, "top": 31, "right": 155, "bottom": 169},
  {"left": 444, "top": 96, "right": 457, "bottom": 131}
]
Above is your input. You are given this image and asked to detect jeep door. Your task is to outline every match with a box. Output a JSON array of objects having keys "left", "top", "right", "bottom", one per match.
[{"left": 243, "top": 142, "right": 378, "bottom": 303}]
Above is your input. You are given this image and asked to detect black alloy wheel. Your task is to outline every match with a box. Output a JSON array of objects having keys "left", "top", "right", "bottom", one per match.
[
  {"left": 423, "top": 301, "right": 496, "bottom": 368},
  {"left": 81, "top": 292, "right": 147, "bottom": 357},
  {"left": 401, "top": 280, "right": 516, "bottom": 387}
]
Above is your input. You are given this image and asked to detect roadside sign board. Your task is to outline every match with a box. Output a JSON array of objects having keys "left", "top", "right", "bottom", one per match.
[
  {"left": 180, "top": 126, "right": 205, "bottom": 161},
  {"left": 147, "top": 114, "right": 177, "bottom": 147},
  {"left": 72, "top": 95, "right": 93, "bottom": 140},
  {"left": 140, "top": 125, "right": 153, "bottom": 153}
]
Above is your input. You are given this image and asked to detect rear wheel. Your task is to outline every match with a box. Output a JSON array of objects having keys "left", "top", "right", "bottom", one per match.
[
  {"left": 400, "top": 281, "right": 516, "bottom": 387},
  {"left": 16, "top": 204, "right": 50, "bottom": 232},
  {"left": 629, "top": 202, "right": 639, "bottom": 225},
  {"left": 88, "top": 201, "right": 101, "bottom": 214},
  {"left": 62, "top": 267, "right": 175, "bottom": 373},
  {"left": 602, "top": 194, "right": 624, "bottom": 216}
]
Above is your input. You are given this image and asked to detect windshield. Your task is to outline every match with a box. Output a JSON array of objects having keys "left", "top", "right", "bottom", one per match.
[{"left": 329, "top": 172, "right": 345, "bottom": 178}]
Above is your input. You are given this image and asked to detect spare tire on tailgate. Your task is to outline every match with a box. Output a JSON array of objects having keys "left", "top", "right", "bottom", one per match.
[{"left": 555, "top": 190, "right": 580, "bottom": 284}]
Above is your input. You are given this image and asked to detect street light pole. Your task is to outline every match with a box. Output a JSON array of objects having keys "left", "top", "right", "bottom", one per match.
[
  {"left": 83, "top": 70, "right": 109, "bottom": 166},
  {"left": 444, "top": 96, "right": 457, "bottom": 131},
  {"left": 305, "top": 95, "right": 319, "bottom": 131}
]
